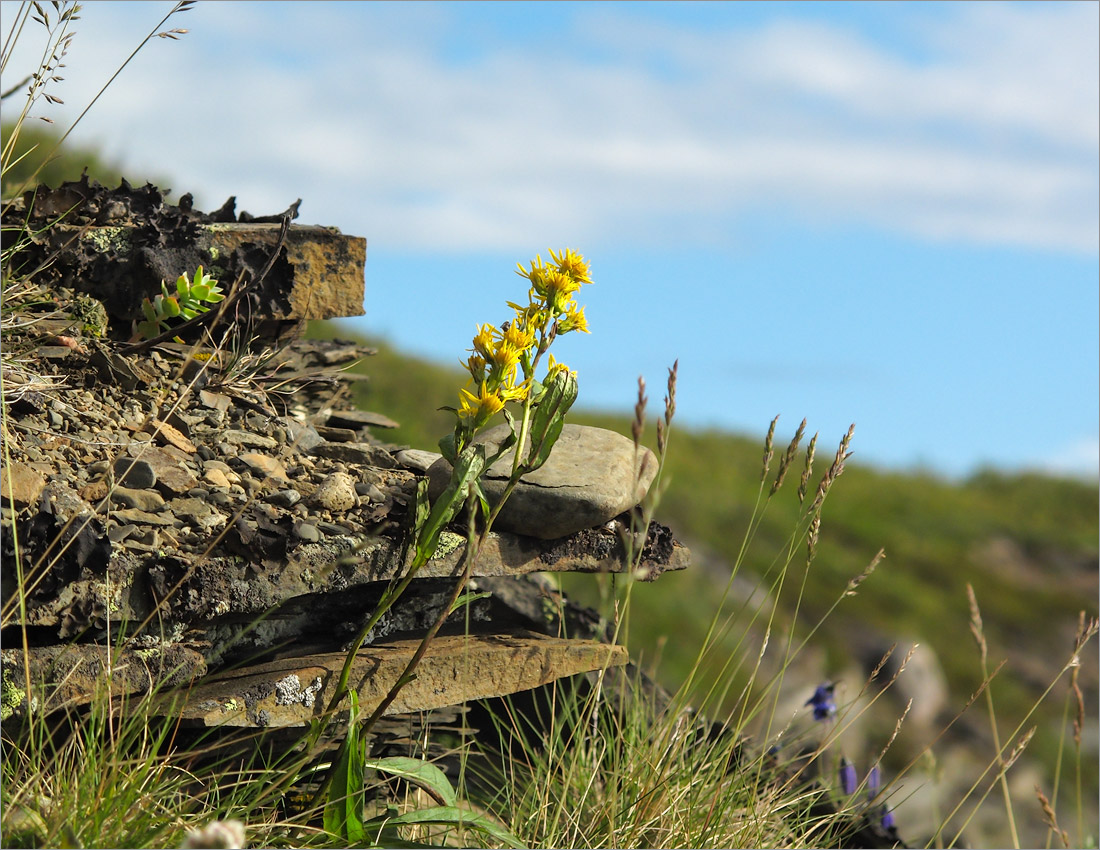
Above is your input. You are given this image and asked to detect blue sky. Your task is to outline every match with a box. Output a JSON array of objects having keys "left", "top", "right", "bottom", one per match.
[{"left": 3, "top": 1, "right": 1097, "bottom": 478}]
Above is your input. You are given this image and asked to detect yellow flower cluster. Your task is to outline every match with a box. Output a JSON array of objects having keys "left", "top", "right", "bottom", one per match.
[{"left": 455, "top": 248, "right": 591, "bottom": 430}]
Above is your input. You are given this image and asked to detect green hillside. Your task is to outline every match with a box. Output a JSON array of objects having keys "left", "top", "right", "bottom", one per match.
[{"left": 312, "top": 322, "right": 1099, "bottom": 830}]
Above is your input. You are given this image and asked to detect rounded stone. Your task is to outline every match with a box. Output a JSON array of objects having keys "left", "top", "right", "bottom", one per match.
[
  {"left": 311, "top": 472, "right": 357, "bottom": 512},
  {"left": 294, "top": 521, "right": 321, "bottom": 542},
  {"left": 426, "top": 423, "right": 658, "bottom": 540},
  {"left": 266, "top": 489, "right": 302, "bottom": 508},
  {"left": 113, "top": 457, "right": 157, "bottom": 490}
]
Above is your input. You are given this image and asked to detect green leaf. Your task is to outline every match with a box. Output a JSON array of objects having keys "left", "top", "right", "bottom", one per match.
[
  {"left": 323, "top": 691, "right": 367, "bottom": 844},
  {"left": 414, "top": 444, "right": 486, "bottom": 566},
  {"left": 362, "top": 756, "right": 457, "bottom": 807},
  {"left": 382, "top": 806, "right": 525, "bottom": 849},
  {"left": 449, "top": 590, "right": 491, "bottom": 616},
  {"left": 141, "top": 298, "right": 157, "bottom": 323},
  {"left": 438, "top": 432, "right": 457, "bottom": 465},
  {"left": 525, "top": 368, "right": 577, "bottom": 473},
  {"left": 161, "top": 295, "right": 181, "bottom": 318},
  {"left": 412, "top": 477, "right": 431, "bottom": 538},
  {"left": 175, "top": 273, "right": 189, "bottom": 297}
]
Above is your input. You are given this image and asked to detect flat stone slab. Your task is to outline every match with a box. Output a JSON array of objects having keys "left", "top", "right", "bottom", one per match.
[
  {"left": 167, "top": 630, "right": 627, "bottom": 728},
  {"left": 427, "top": 424, "right": 659, "bottom": 539},
  {"left": 1, "top": 642, "right": 207, "bottom": 718}
]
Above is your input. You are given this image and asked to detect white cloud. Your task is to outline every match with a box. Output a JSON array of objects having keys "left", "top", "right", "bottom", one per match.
[
  {"left": 1034, "top": 437, "right": 1100, "bottom": 481},
  {"left": 2, "top": 1, "right": 1096, "bottom": 254}
]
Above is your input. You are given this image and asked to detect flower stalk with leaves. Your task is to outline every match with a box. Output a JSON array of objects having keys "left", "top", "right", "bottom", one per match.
[{"left": 315, "top": 250, "right": 592, "bottom": 834}]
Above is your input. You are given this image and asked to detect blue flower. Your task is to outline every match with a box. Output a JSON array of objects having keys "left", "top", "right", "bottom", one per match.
[
  {"left": 867, "top": 761, "right": 895, "bottom": 831},
  {"left": 838, "top": 757, "right": 858, "bottom": 796},
  {"left": 805, "top": 682, "right": 837, "bottom": 721}
]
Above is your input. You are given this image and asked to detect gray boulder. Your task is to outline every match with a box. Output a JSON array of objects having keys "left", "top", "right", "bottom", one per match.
[{"left": 427, "top": 423, "right": 657, "bottom": 540}]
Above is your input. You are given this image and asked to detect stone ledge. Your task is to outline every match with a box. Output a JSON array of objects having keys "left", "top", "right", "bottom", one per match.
[{"left": 165, "top": 630, "right": 627, "bottom": 728}]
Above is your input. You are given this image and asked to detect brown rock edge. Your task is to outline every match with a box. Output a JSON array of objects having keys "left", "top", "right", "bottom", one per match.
[{"left": 164, "top": 630, "right": 627, "bottom": 728}]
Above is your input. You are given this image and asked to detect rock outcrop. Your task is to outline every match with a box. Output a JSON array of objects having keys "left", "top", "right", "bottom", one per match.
[{"left": 0, "top": 183, "right": 689, "bottom": 730}]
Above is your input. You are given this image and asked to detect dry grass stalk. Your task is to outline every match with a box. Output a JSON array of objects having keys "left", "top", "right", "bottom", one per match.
[
  {"left": 967, "top": 583, "right": 988, "bottom": 666},
  {"left": 810, "top": 424, "right": 854, "bottom": 511},
  {"left": 769, "top": 417, "right": 806, "bottom": 496},
  {"left": 1035, "top": 785, "right": 1071, "bottom": 849},
  {"left": 657, "top": 359, "right": 677, "bottom": 457},
  {"left": 760, "top": 415, "right": 778, "bottom": 483},
  {"left": 796, "top": 432, "right": 817, "bottom": 505},
  {"left": 845, "top": 548, "right": 885, "bottom": 597},
  {"left": 806, "top": 514, "right": 821, "bottom": 564},
  {"left": 1003, "top": 726, "right": 1036, "bottom": 772},
  {"left": 632, "top": 375, "right": 647, "bottom": 448}
]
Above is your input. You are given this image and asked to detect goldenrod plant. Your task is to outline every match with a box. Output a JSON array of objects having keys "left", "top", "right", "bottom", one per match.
[{"left": 315, "top": 250, "right": 591, "bottom": 843}]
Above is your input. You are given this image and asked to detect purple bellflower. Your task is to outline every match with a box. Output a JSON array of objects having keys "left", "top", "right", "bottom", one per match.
[{"left": 805, "top": 682, "right": 837, "bottom": 721}]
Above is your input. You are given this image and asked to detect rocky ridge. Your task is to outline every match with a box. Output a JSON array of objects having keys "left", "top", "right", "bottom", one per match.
[{"left": 0, "top": 181, "right": 688, "bottom": 728}]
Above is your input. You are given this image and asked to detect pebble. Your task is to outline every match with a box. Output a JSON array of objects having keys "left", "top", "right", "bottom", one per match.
[
  {"left": 114, "top": 457, "right": 157, "bottom": 490},
  {"left": 311, "top": 472, "right": 357, "bottom": 512},
  {"left": 203, "top": 468, "right": 232, "bottom": 490},
  {"left": 311, "top": 442, "right": 396, "bottom": 468},
  {"left": 110, "top": 487, "right": 166, "bottom": 512},
  {"left": 294, "top": 521, "right": 321, "bottom": 542},
  {"left": 395, "top": 449, "right": 441, "bottom": 473},
  {"left": 237, "top": 452, "right": 288, "bottom": 482},
  {"left": 222, "top": 429, "right": 278, "bottom": 450},
  {"left": 1, "top": 463, "right": 47, "bottom": 507},
  {"left": 266, "top": 489, "right": 302, "bottom": 508}
]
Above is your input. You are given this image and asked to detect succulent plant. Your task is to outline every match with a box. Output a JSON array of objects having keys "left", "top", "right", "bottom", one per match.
[{"left": 133, "top": 266, "right": 225, "bottom": 341}]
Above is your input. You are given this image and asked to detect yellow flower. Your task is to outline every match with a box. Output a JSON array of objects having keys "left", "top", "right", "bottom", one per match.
[
  {"left": 557, "top": 303, "right": 589, "bottom": 334},
  {"left": 515, "top": 254, "right": 548, "bottom": 284},
  {"left": 471, "top": 323, "right": 498, "bottom": 360},
  {"left": 542, "top": 269, "right": 582, "bottom": 314},
  {"left": 500, "top": 322, "right": 536, "bottom": 354},
  {"left": 464, "top": 353, "right": 487, "bottom": 384},
  {"left": 549, "top": 247, "right": 591, "bottom": 284},
  {"left": 545, "top": 352, "right": 576, "bottom": 379},
  {"left": 457, "top": 381, "right": 505, "bottom": 427},
  {"left": 498, "top": 377, "right": 531, "bottom": 403}
]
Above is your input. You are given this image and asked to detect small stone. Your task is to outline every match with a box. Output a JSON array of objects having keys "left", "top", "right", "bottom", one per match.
[
  {"left": 222, "top": 429, "right": 278, "bottom": 450},
  {"left": 426, "top": 424, "right": 658, "bottom": 540},
  {"left": 314, "top": 425, "right": 358, "bottom": 442},
  {"left": 395, "top": 449, "right": 442, "bottom": 473},
  {"left": 78, "top": 479, "right": 109, "bottom": 503},
  {"left": 203, "top": 468, "right": 232, "bottom": 490},
  {"left": 113, "top": 508, "right": 177, "bottom": 526},
  {"left": 325, "top": 409, "right": 400, "bottom": 430},
  {"left": 113, "top": 457, "right": 157, "bottom": 490},
  {"left": 237, "top": 453, "right": 288, "bottom": 482},
  {"left": 294, "top": 521, "right": 320, "bottom": 542},
  {"left": 108, "top": 523, "right": 138, "bottom": 543},
  {"left": 266, "top": 489, "right": 301, "bottom": 507},
  {"left": 147, "top": 419, "right": 197, "bottom": 454},
  {"left": 109, "top": 486, "right": 166, "bottom": 512},
  {"left": 310, "top": 442, "right": 396, "bottom": 468},
  {"left": 122, "top": 444, "right": 198, "bottom": 497},
  {"left": 311, "top": 472, "right": 357, "bottom": 512},
  {"left": 317, "top": 520, "right": 353, "bottom": 536},
  {"left": 1, "top": 463, "right": 46, "bottom": 507},
  {"left": 171, "top": 497, "right": 227, "bottom": 531},
  {"left": 276, "top": 418, "right": 324, "bottom": 453},
  {"left": 198, "top": 389, "right": 232, "bottom": 412}
]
